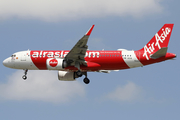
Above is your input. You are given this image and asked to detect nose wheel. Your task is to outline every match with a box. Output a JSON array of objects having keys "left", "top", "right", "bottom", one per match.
[
  {"left": 22, "top": 69, "right": 28, "bottom": 80},
  {"left": 22, "top": 75, "right": 27, "bottom": 80}
]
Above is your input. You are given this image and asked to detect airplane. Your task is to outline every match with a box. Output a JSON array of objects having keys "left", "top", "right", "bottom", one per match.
[{"left": 3, "top": 24, "right": 176, "bottom": 84}]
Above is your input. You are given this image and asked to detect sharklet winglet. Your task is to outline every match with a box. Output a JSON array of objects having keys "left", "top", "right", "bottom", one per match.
[{"left": 85, "top": 25, "right": 95, "bottom": 36}]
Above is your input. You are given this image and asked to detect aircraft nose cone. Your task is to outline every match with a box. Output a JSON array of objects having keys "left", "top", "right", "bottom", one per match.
[{"left": 3, "top": 58, "right": 9, "bottom": 67}]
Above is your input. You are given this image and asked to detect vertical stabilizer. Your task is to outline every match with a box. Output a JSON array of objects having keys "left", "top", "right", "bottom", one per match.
[{"left": 140, "top": 24, "right": 174, "bottom": 60}]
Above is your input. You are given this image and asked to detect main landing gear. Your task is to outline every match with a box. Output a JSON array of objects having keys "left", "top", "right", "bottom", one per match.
[
  {"left": 75, "top": 70, "right": 90, "bottom": 84},
  {"left": 76, "top": 70, "right": 83, "bottom": 77},
  {"left": 83, "top": 77, "right": 90, "bottom": 84},
  {"left": 22, "top": 69, "right": 28, "bottom": 80}
]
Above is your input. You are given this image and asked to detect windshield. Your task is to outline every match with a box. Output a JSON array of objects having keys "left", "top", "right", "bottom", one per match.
[{"left": 11, "top": 54, "right": 16, "bottom": 57}]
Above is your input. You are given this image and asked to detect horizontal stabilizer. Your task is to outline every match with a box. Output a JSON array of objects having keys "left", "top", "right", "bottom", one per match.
[{"left": 150, "top": 47, "right": 168, "bottom": 59}]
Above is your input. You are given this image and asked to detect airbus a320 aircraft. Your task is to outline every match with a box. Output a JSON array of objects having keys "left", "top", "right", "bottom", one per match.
[{"left": 3, "top": 24, "right": 176, "bottom": 84}]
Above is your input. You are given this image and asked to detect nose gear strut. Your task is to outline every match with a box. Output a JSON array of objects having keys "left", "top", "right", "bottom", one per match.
[{"left": 22, "top": 69, "right": 28, "bottom": 80}]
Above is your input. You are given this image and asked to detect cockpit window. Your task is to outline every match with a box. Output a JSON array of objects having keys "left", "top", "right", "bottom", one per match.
[{"left": 11, "top": 55, "right": 16, "bottom": 57}]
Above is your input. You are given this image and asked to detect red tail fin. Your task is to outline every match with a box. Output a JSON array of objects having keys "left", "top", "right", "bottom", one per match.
[{"left": 140, "top": 24, "right": 174, "bottom": 60}]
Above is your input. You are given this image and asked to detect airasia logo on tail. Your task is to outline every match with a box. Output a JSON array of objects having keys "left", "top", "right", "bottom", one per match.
[
  {"left": 155, "top": 27, "right": 171, "bottom": 49},
  {"left": 143, "top": 27, "right": 171, "bottom": 60},
  {"left": 49, "top": 59, "right": 58, "bottom": 67}
]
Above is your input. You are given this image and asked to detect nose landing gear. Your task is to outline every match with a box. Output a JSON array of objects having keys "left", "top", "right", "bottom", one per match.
[{"left": 22, "top": 69, "right": 28, "bottom": 80}]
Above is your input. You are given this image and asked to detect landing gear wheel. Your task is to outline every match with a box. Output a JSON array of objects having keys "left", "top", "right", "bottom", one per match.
[
  {"left": 22, "top": 75, "right": 27, "bottom": 80},
  {"left": 83, "top": 77, "right": 90, "bottom": 84},
  {"left": 76, "top": 70, "right": 82, "bottom": 77},
  {"left": 22, "top": 69, "right": 28, "bottom": 80}
]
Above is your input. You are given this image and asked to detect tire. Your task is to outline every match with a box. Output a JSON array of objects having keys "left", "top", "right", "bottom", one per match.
[
  {"left": 76, "top": 70, "right": 82, "bottom": 77},
  {"left": 83, "top": 77, "right": 90, "bottom": 84},
  {"left": 22, "top": 75, "right": 27, "bottom": 80}
]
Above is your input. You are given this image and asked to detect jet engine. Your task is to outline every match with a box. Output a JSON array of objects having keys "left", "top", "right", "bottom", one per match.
[
  {"left": 46, "top": 58, "right": 68, "bottom": 70},
  {"left": 58, "top": 71, "right": 78, "bottom": 81}
]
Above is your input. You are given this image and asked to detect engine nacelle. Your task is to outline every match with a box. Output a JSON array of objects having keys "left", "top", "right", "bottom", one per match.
[
  {"left": 46, "top": 58, "right": 68, "bottom": 70},
  {"left": 58, "top": 71, "right": 77, "bottom": 81}
]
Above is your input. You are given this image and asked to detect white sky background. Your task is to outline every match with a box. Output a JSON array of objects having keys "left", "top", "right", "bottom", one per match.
[
  {"left": 0, "top": 0, "right": 180, "bottom": 120},
  {"left": 0, "top": 70, "right": 144, "bottom": 104},
  {"left": 106, "top": 81, "right": 143, "bottom": 102},
  {"left": 0, "top": 71, "right": 85, "bottom": 103}
]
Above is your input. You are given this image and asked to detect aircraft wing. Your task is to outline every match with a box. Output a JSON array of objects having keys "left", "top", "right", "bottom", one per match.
[{"left": 64, "top": 25, "right": 95, "bottom": 67}]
